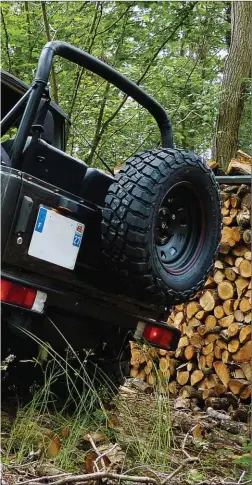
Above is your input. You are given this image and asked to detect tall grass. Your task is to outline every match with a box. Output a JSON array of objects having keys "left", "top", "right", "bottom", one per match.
[
  {"left": 4, "top": 319, "right": 117, "bottom": 472},
  {"left": 4, "top": 321, "right": 174, "bottom": 474}
]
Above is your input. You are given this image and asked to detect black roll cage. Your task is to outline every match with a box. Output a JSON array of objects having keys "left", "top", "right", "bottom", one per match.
[{"left": 8, "top": 41, "right": 174, "bottom": 168}]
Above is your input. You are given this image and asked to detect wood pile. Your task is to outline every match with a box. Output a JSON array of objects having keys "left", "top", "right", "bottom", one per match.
[{"left": 130, "top": 182, "right": 251, "bottom": 409}]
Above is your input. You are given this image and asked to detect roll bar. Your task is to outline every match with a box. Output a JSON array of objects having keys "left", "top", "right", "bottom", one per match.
[{"left": 11, "top": 41, "right": 173, "bottom": 168}]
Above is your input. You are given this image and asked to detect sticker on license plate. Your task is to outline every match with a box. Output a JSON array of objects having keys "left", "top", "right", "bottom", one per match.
[{"left": 28, "top": 206, "right": 85, "bottom": 270}]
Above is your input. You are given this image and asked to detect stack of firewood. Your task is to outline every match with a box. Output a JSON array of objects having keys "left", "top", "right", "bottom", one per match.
[{"left": 130, "top": 182, "right": 251, "bottom": 407}]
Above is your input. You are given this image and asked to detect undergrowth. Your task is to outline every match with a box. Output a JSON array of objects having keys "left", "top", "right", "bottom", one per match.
[{"left": 3, "top": 320, "right": 175, "bottom": 474}]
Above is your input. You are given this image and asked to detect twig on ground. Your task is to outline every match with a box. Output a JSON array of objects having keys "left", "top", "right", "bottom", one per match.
[
  {"left": 161, "top": 456, "right": 200, "bottom": 484},
  {"left": 182, "top": 424, "right": 198, "bottom": 459},
  {"left": 16, "top": 471, "right": 160, "bottom": 485},
  {"left": 14, "top": 474, "right": 72, "bottom": 485},
  {"left": 87, "top": 433, "right": 106, "bottom": 472}
]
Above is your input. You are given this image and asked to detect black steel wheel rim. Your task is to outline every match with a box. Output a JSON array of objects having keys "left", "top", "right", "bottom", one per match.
[{"left": 154, "top": 182, "right": 205, "bottom": 275}]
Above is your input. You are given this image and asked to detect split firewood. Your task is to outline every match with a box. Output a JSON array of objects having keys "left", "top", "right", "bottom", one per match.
[
  {"left": 227, "top": 158, "right": 251, "bottom": 175},
  {"left": 239, "top": 259, "right": 251, "bottom": 278},
  {"left": 213, "top": 361, "right": 230, "bottom": 386},
  {"left": 237, "top": 208, "right": 251, "bottom": 228},
  {"left": 186, "top": 302, "right": 201, "bottom": 319},
  {"left": 240, "top": 385, "right": 251, "bottom": 400},
  {"left": 233, "top": 341, "right": 251, "bottom": 362},
  {"left": 239, "top": 325, "right": 251, "bottom": 344},
  {"left": 177, "top": 370, "right": 189, "bottom": 386},
  {"left": 243, "top": 229, "right": 251, "bottom": 244},
  {"left": 228, "top": 379, "right": 247, "bottom": 395},
  {"left": 223, "top": 299, "right": 234, "bottom": 315},
  {"left": 227, "top": 339, "right": 240, "bottom": 354},
  {"left": 190, "top": 370, "right": 204, "bottom": 386},
  {"left": 205, "top": 314, "right": 217, "bottom": 328},
  {"left": 199, "top": 290, "right": 218, "bottom": 311},
  {"left": 217, "top": 281, "right": 234, "bottom": 300}
]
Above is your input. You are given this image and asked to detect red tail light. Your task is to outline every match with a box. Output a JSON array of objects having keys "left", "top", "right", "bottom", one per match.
[
  {"left": 143, "top": 324, "right": 174, "bottom": 348},
  {"left": 135, "top": 321, "right": 180, "bottom": 350},
  {"left": 1, "top": 279, "right": 47, "bottom": 313}
]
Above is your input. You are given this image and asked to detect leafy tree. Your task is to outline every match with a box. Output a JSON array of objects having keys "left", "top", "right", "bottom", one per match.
[{"left": 1, "top": 1, "right": 250, "bottom": 171}]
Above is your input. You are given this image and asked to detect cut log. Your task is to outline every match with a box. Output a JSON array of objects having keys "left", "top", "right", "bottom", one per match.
[
  {"left": 234, "top": 310, "right": 244, "bottom": 322},
  {"left": 244, "top": 250, "right": 251, "bottom": 261},
  {"left": 214, "top": 346, "right": 222, "bottom": 359},
  {"left": 184, "top": 345, "right": 195, "bottom": 360},
  {"left": 239, "top": 326, "right": 251, "bottom": 344},
  {"left": 213, "top": 361, "right": 230, "bottom": 386},
  {"left": 228, "top": 379, "right": 247, "bottom": 395},
  {"left": 222, "top": 350, "right": 231, "bottom": 364},
  {"left": 205, "top": 333, "right": 220, "bottom": 344},
  {"left": 239, "top": 259, "right": 251, "bottom": 278},
  {"left": 178, "top": 336, "right": 189, "bottom": 348},
  {"left": 186, "top": 302, "right": 201, "bottom": 319},
  {"left": 190, "top": 334, "right": 203, "bottom": 348},
  {"left": 214, "top": 305, "right": 225, "bottom": 319},
  {"left": 205, "top": 314, "right": 217, "bottom": 328},
  {"left": 240, "top": 362, "right": 251, "bottom": 381},
  {"left": 218, "top": 281, "right": 234, "bottom": 300},
  {"left": 215, "top": 260, "right": 224, "bottom": 269},
  {"left": 227, "top": 339, "right": 240, "bottom": 354},
  {"left": 232, "top": 244, "right": 248, "bottom": 256},
  {"left": 191, "top": 370, "right": 204, "bottom": 386},
  {"left": 214, "top": 383, "right": 228, "bottom": 395},
  {"left": 198, "top": 355, "right": 206, "bottom": 370},
  {"left": 174, "top": 311, "right": 184, "bottom": 326},
  {"left": 243, "top": 229, "right": 251, "bottom": 245},
  {"left": 200, "top": 291, "right": 218, "bottom": 311},
  {"left": 159, "top": 357, "right": 169, "bottom": 372},
  {"left": 228, "top": 322, "right": 242, "bottom": 337},
  {"left": 168, "top": 381, "right": 177, "bottom": 395},
  {"left": 235, "top": 277, "right": 249, "bottom": 298},
  {"left": 202, "top": 342, "right": 214, "bottom": 355},
  {"left": 218, "top": 314, "right": 234, "bottom": 328},
  {"left": 230, "top": 193, "right": 241, "bottom": 208},
  {"left": 227, "top": 159, "right": 251, "bottom": 175},
  {"left": 214, "top": 270, "right": 225, "bottom": 284},
  {"left": 224, "top": 267, "right": 238, "bottom": 281},
  {"left": 223, "top": 299, "right": 234, "bottom": 316},
  {"left": 237, "top": 208, "right": 251, "bottom": 228},
  {"left": 232, "top": 369, "right": 245, "bottom": 379},
  {"left": 195, "top": 310, "right": 206, "bottom": 321},
  {"left": 244, "top": 313, "right": 251, "bottom": 323},
  {"left": 240, "top": 385, "right": 251, "bottom": 401},
  {"left": 205, "top": 352, "right": 214, "bottom": 369},
  {"left": 239, "top": 298, "right": 251, "bottom": 313},
  {"left": 233, "top": 341, "right": 251, "bottom": 362},
  {"left": 177, "top": 370, "right": 189, "bottom": 386},
  {"left": 224, "top": 255, "right": 235, "bottom": 266},
  {"left": 188, "top": 317, "right": 201, "bottom": 327},
  {"left": 216, "top": 339, "right": 228, "bottom": 350}
]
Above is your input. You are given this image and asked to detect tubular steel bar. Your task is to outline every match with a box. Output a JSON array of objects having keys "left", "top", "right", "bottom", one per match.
[
  {"left": 11, "top": 41, "right": 173, "bottom": 167},
  {"left": 216, "top": 175, "right": 251, "bottom": 185}
]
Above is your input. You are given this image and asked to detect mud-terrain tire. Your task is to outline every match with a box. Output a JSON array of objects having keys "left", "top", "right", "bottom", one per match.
[{"left": 101, "top": 149, "right": 221, "bottom": 307}]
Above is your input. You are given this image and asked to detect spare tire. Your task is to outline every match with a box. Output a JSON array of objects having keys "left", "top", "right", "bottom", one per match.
[{"left": 101, "top": 149, "right": 221, "bottom": 307}]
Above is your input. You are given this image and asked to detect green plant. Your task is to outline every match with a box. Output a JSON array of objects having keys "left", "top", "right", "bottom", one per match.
[{"left": 5, "top": 320, "right": 117, "bottom": 473}]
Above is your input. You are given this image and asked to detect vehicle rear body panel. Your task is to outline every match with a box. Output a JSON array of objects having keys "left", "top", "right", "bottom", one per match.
[{"left": 1, "top": 165, "right": 164, "bottom": 323}]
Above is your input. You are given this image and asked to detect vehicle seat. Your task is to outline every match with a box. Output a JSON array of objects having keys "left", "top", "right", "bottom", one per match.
[
  {"left": 78, "top": 168, "right": 114, "bottom": 206},
  {"left": 21, "top": 137, "right": 88, "bottom": 195}
]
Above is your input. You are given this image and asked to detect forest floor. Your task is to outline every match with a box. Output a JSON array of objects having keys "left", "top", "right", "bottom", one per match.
[{"left": 1, "top": 356, "right": 251, "bottom": 485}]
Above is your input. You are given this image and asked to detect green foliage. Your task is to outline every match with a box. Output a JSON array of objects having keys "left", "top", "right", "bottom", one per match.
[{"left": 1, "top": 1, "right": 250, "bottom": 169}]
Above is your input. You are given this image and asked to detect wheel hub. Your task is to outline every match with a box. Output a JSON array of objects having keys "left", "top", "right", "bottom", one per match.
[{"left": 154, "top": 182, "right": 203, "bottom": 273}]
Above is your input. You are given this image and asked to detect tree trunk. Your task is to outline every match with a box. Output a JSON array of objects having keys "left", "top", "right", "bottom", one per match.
[{"left": 215, "top": 2, "right": 252, "bottom": 171}]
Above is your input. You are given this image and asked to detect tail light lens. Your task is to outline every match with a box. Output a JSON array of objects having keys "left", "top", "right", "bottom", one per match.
[
  {"left": 1, "top": 279, "right": 47, "bottom": 313},
  {"left": 135, "top": 321, "right": 180, "bottom": 350}
]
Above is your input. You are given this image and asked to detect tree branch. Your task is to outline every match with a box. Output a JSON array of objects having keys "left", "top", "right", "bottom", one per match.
[{"left": 1, "top": 7, "right": 12, "bottom": 72}]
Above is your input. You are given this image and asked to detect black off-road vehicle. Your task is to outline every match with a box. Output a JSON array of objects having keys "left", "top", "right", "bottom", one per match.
[{"left": 1, "top": 41, "right": 222, "bottom": 365}]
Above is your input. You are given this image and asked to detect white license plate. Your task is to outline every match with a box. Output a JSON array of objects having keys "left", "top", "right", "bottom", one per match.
[{"left": 28, "top": 206, "right": 85, "bottom": 270}]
